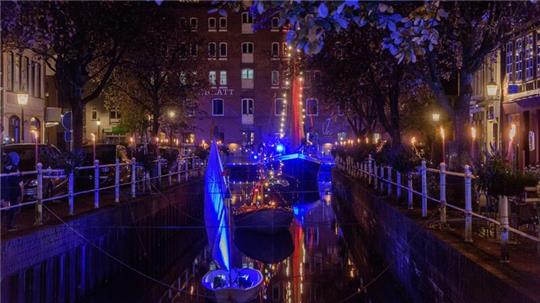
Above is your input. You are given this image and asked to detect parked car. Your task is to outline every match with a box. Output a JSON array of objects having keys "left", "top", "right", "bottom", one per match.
[
  {"left": 2, "top": 143, "right": 67, "bottom": 200},
  {"left": 77, "top": 144, "right": 131, "bottom": 189}
]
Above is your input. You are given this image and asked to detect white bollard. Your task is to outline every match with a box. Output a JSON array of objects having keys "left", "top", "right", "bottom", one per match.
[
  {"left": 396, "top": 171, "right": 401, "bottom": 198},
  {"left": 408, "top": 173, "right": 413, "bottom": 209},
  {"left": 115, "top": 158, "right": 120, "bottom": 203},
  {"left": 131, "top": 158, "right": 136, "bottom": 198},
  {"left": 439, "top": 162, "right": 447, "bottom": 225},
  {"left": 68, "top": 171, "right": 74, "bottom": 215},
  {"left": 421, "top": 160, "right": 427, "bottom": 217},
  {"left": 387, "top": 166, "right": 392, "bottom": 196},
  {"left": 499, "top": 195, "right": 510, "bottom": 262},
  {"left": 35, "top": 163, "right": 43, "bottom": 226},
  {"left": 464, "top": 165, "right": 473, "bottom": 242},
  {"left": 94, "top": 160, "right": 100, "bottom": 209}
]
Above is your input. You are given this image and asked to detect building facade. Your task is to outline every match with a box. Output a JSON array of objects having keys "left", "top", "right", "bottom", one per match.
[
  {"left": 1, "top": 50, "right": 47, "bottom": 144},
  {"left": 177, "top": 6, "right": 349, "bottom": 151},
  {"left": 501, "top": 25, "right": 540, "bottom": 169}
]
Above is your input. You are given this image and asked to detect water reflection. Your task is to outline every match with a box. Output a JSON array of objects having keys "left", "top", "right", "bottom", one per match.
[{"left": 168, "top": 182, "right": 409, "bottom": 303}]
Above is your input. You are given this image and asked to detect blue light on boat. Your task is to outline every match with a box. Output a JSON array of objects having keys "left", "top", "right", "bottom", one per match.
[{"left": 276, "top": 143, "right": 285, "bottom": 153}]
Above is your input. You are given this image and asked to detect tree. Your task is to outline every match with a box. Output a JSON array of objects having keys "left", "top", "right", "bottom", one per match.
[
  {"left": 104, "top": 8, "right": 205, "bottom": 138},
  {"left": 2, "top": 2, "right": 146, "bottom": 149},
  {"left": 416, "top": 2, "right": 537, "bottom": 163}
]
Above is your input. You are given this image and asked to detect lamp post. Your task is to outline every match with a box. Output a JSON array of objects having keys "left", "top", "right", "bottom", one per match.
[
  {"left": 17, "top": 93, "right": 28, "bottom": 142},
  {"left": 32, "top": 130, "right": 38, "bottom": 168},
  {"left": 432, "top": 112, "right": 441, "bottom": 162},
  {"left": 440, "top": 126, "right": 446, "bottom": 163},
  {"left": 96, "top": 120, "right": 101, "bottom": 142},
  {"left": 470, "top": 126, "right": 477, "bottom": 162},
  {"left": 91, "top": 133, "right": 96, "bottom": 162}
]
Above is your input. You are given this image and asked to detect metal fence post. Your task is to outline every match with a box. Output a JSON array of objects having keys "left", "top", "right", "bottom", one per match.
[
  {"left": 131, "top": 158, "right": 136, "bottom": 198},
  {"left": 396, "top": 171, "right": 401, "bottom": 198},
  {"left": 464, "top": 165, "right": 473, "bottom": 242},
  {"left": 421, "top": 160, "right": 427, "bottom": 217},
  {"left": 168, "top": 159, "right": 172, "bottom": 186},
  {"left": 379, "top": 165, "right": 385, "bottom": 192},
  {"left": 368, "top": 155, "right": 373, "bottom": 185},
  {"left": 94, "top": 160, "right": 100, "bottom": 209},
  {"left": 157, "top": 156, "right": 162, "bottom": 186},
  {"left": 373, "top": 162, "right": 378, "bottom": 189},
  {"left": 407, "top": 173, "right": 413, "bottom": 209},
  {"left": 387, "top": 166, "right": 392, "bottom": 196},
  {"left": 177, "top": 157, "right": 182, "bottom": 183},
  {"left": 439, "top": 162, "right": 447, "bottom": 225},
  {"left": 68, "top": 171, "right": 74, "bottom": 215},
  {"left": 185, "top": 158, "right": 189, "bottom": 181},
  {"left": 115, "top": 158, "right": 120, "bottom": 203},
  {"left": 499, "top": 195, "right": 510, "bottom": 262},
  {"left": 34, "top": 163, "right": 43, "bottom": 226}
]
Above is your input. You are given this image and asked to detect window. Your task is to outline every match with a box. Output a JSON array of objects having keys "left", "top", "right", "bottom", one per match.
[
  {"left": 506, "top": 42, "right": 514, "bottom": 82},
  {"left": 241, "top": 68, "right": 254, "bottom": 89},
  {"left": 6, "top": 52, "right": 13, "bottom": 91},
  {"left": 179, "top": 17, "right": 187, "bottom": 29},
  {"left": 219, "top": 71, "right": 227, "bottom": 86},
  {"left": 208, "top": 17, "right": 216, "bottom": 31},
  {"left": 14, "top": 54, "right": 20, "bottom": 91},
  {"left": 209, "top": 71, "right": 217, "bottom": 86},
  {"left": 212, "top": 98, "right": 224, "bottom": 116},
  {"left": 9, "top": 115, "right": 21, "bottom": 143},
  {"left": 180, "top": 43, "right": 187, "bottom": 58},
  {"left": 271, "top": 17, "right": 279, "bottom": 31},
  {"left": 30, "top": 117, "right": 40, "bottom": 133},
  {"left": 241, "top": 12, "right": 253, "bottom": 33},
  {"left": 21, "top": 56, "right": 28, "bottom": 92},
  {"left": 190, "top": 43, "right": 198, "bottom": 57},
  {"left": 242, "top": 42, "right": 254, "bottom": 54},
  {"left": 525, "top": 34, "right": 534, "bottom": 80},
  {"left": 208, "top": 42, "right": 217, "bottom": 58},
  {"left": 190, "top": 18, "right": 198, "bottom": 31},
  {"left": 537, "top": 32, "right": 540, "bottom": 76},
  {"left": 515, "top": 38, "right": 523, "bottom": 82},
  {"left": 313, "top": 70, "right": 321, "bottom": 83},
  {"left": 241, "top": 98, "right": 254, "bottom": 115},
  {"left": 306, "top": 98, "right": 318, "bottom": 116},
  {"left": 242, "top": 42, "right": 254, "bottom": 63},
  {"left": 219, "top": 42, "right": 227, "bottom": 58},
  {"left": 91, "top": 107, "right": 98, "bottom": 120},
  {"left": 241, "top": 68, "right": 254, "bottom": 80},
  {"left": 271, "top": 42, "right": 279, "bottom": 57},
  {"left": 271, "top": 70, "right": 279, "bottom": 86},
  {"left": 274, "top": 98, "right": 285, "bottom": 116},
  {"left": 179, "top": 72, "right": 187, "bottom": 85},
  {"left": 109, "top": 108, "right": 121, "bottom": 120},
  {"left": 241, "top": 12, "right": 253, "bottom": 24},
  {"left": 35, "top": 62, "right": 41, "bottom": 98},
  {"left": 219, "top": 17, "right": 227, "bottom": 31}
]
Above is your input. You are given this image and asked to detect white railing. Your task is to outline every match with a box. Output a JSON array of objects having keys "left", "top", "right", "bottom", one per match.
[
  {"left": 0, "top": 155, "right": 204, "bottom": 226},
  {"left": 335, "top": 154, "right": 540, "bottom": 262}
]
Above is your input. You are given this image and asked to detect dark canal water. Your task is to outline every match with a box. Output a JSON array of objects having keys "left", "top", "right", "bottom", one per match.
[{"left": 84, "top": 181, "right": 410, "bottom": 303}]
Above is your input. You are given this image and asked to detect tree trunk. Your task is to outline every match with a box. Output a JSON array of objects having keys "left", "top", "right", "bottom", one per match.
[
  {"left": 452, "top": 71, "right": 474, "bottom": 166},
  {"left": 151, "top": 114, "right": 160, "bottom": 137},
  {"left": 56, "top": 61, "right": 85, "bottom": 151}
]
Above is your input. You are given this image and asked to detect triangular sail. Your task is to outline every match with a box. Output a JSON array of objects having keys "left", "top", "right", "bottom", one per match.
[{"left": 204, "top": 142, "right": 231, "bottom": 271}]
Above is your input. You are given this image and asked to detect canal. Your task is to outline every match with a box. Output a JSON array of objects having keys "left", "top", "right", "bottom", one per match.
[{"left": 82, "top": 181, "right": 411, "bottom": 303}]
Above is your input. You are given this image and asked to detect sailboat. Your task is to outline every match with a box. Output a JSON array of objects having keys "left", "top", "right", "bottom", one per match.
[{"left": 201, "top": 142, "right": 263, "bottom": 302}]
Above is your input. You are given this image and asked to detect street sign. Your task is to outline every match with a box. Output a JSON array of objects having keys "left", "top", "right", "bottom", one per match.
[
  {"left": 61, "top": 112, "right": 72, "bottom": 130},
  {"left": 64, "top": 131, "right": 72, "bottom": 142}
]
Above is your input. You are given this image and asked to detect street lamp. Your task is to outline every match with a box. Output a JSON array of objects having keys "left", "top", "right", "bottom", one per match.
[
  {"left": 470, "top": 126, "right": 477, "bottom": 161},
  {"left": 91, "top": 133, "right": 96, "bottom": 162},
  {"left": 487, "top": 80, "right": 498, "bottom": 98},
  {"left": 440, "top": 126, "right": 446, "bottom": 163},
  {"left": 96, "top": 120, "right": 101, "bottom": 142},
  {"left": 17, "top": 93, "right": 28, "bottom": 142},
  {"left": 432, "top": 112, "right": 440, "bottom": 123},
  {"left": 168, "top": 110, "right": 176, "bottom": 118}
]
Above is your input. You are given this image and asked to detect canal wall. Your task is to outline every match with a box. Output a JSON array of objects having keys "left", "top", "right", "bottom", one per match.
[
  {"left": 1, "top": 178, "right": 205, "bottom": 303},
  {"left": 332, "top": 170, "right": 537, "bottom": 303}
]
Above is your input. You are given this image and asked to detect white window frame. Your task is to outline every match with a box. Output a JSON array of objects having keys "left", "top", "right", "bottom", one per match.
[
  {"left": 91, "top": 107, "right": 98, "bottom": 120},
  {"left": 208, "top": 42, "right": 217, "bottom": 58},
  {"left": 241, "top": 98, "right": 254, "bottom": 115},
  {"left": 219, "top": 42, "right": 228, "bottom": 59},
  {"left": 219, "top": 17, "right": 227, "bottom": 31},
  {"left": 241, "top": 12, "right": 253, "bottom": 24},
  {"left": 241, "top": 12, "right": 253, "bottom": 34},
  {"left": 242, "top": 42, "right": 254, "bottom": 54},
  {"left": 271, "top": 17, "right": 280, "bottom": 31},
  {"left": 271, "top": 42, "right": 280, "bottom": 58},
  {"left": 208, "top": 17, "right": 216, "bottom": 31},
  {"left": 537, "top": 31, "right": 540, "bottom": 76},
  {"left": 190, "top": 18, "right": 198, "bottom": 31},
  {"left": 209, "top": 71, "right": 217, "bottom": 86},
  {"left": 212, "top": 98, "right": 224, "bottom": 116},
  {"left": 190, "top": 43, "right": 198, "bottom": 57},
  {"left": 515, "top": 38, "right": 523, "bottom": 82},
  {"left": 306, "top": 98, "right": 319, "bottom": 116},
  {"left": 506, "top": 42, "right": 514, "bottom": 83},
  {"left": 110, "top": 107, "right": 121, "bottom": 120},
  {"left": 525, "top": 34, "right": 534, "bottom": 80},
  {"left": 274, "top": 98, "right": 285, "bottom": 116},
  {"left": 241, "top": 68, "right": 254, "bottom": 80},
  {"left": 219, "top": 71, "right": 227, "bottom": 86},
  {"left": 271, "top": 70, "right": 279, "bottom": 86}
]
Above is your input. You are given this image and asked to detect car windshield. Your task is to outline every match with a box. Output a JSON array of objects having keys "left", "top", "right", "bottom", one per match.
[{"left": 9, "top": 148, "right": 36, "bottom": 171}]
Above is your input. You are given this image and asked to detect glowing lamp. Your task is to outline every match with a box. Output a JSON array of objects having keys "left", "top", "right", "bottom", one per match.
[
  {"left": 440, "top": 126, "right": 445, "bottom": 140},
  {"left": 276, "top": 143, "right": 285, "bottom": 153},
  {"left": 410, "top": 136, "right": 416, "bottom": 146},
  {"left": 17, "top": 93, "right": 29, "bottom": 105},
  {"left": 91, "top": 133, "right": 96, "bottom": 142},
  {"left": 432, "top": 113, "right": 440, "bottom": 123},
  {"left": 470, "top": 127, "right": 477, "bottom": 140},
  {"left": 486, "top": 81, "right": 497, "bottom": 97},
  {"left": 509, "top": 124, "right": 517, "bottom": 140}
]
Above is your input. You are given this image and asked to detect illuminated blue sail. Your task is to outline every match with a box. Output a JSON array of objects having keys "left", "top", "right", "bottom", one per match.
[{"left": 204, "top": 142, "right": 231, "bottom": 271}]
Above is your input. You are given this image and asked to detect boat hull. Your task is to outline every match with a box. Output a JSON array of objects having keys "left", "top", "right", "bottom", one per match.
[
  {"left": 202, "top": 268, "right": 263, "bottom": 303},
  {"left": 234, "top": 208, "right": 293, "bottom": 234},
  {"left": 277, "top": 153, "right": 321, "bottom": 202}
]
